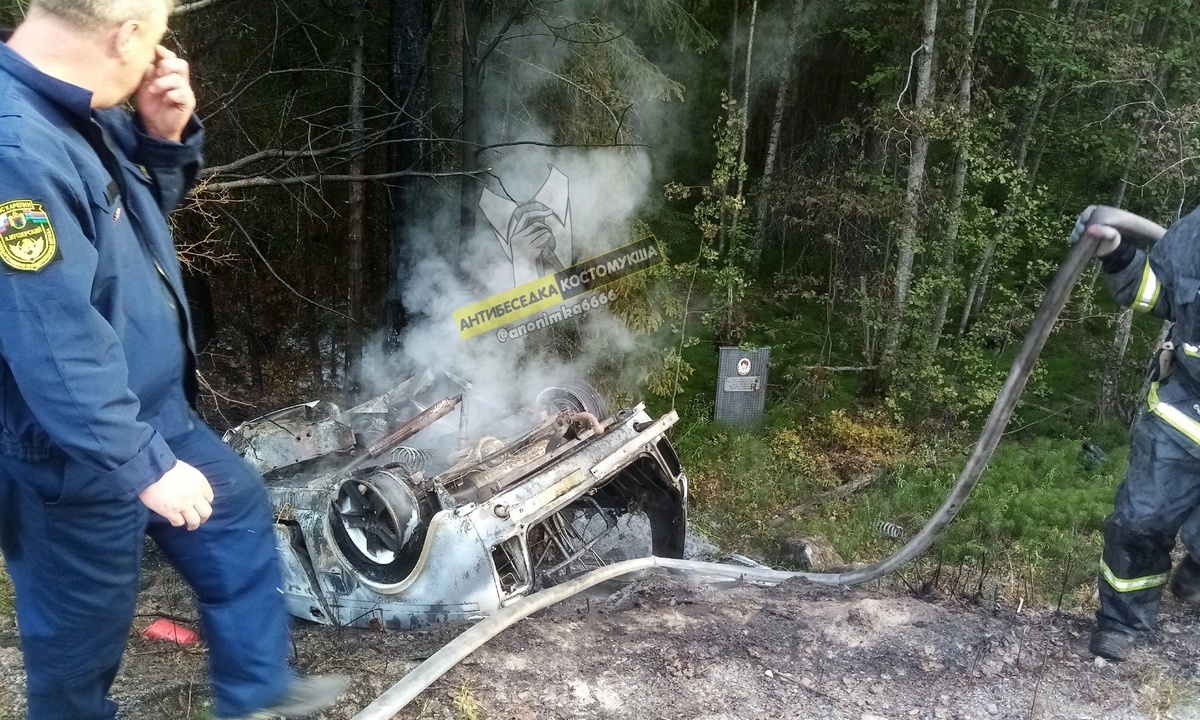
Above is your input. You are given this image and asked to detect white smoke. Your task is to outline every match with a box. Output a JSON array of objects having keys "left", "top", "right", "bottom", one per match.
[{"left": 358, "top": 6, "right": 670, "bottom": 420}]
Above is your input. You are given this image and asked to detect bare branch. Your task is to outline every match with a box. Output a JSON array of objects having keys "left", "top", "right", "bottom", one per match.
[
  {"left": 201, "top": 115, "right": 436, "bottom": 179},
  {"left": 204, "top": 169, "right": 486, "bottom": 192},
  {"left": 497, "top": 50, "right": 622, "bottom": 126},
  {"left": 202, "top": 67, "right": 409, "bottom": 121},
  {"left": 217, "top": 209, "right": 354, "bottom": 321},
  {"left": 172, "top": 0, "right": 231, "bottom": 15},
  {"left": 794, "top": 365, "right": 881, "bottom": 372},
  {"left": 478, "top": 1, "right": 530, "bottom": 68},
  {"left": 532, "top": 5, "right": 641, "bottom": 46},
  {"left": 476, "top": 139, "right": 650, "bottom": 156},
  {"left": 195, "top": 371, "right": 257, "bottom": 408},
  {"left": 896, "top": 45, "right": 922, "bottom": 121},
  {"left": 202, "top": 144, "right": 350, "bottom": 178}
]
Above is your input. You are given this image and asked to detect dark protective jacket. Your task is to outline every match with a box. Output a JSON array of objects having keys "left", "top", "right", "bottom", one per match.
[
  {"left": 1095, "top": 207, "right": 1200, "bottom": 636},
  {"left": 0, "top": 40, "right": 202, "bottom": 501},
  {"left": 1103, "top": 206, "right": 1200, "bottom": 441}
]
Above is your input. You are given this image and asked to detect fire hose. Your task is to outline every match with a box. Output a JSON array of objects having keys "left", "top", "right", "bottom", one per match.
[{"left": 351, "top": 208, "right": 1166, "bottom": 720}]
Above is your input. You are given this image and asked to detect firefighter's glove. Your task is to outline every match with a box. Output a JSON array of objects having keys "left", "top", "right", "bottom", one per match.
[{"left": 1069, "top": 206, "right": 1123, "bottom": 257}]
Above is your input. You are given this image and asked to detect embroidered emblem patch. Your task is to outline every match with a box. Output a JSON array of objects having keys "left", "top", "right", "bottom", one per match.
[{"left": 0, "top": 200, "right": 58, "bottom": 272}]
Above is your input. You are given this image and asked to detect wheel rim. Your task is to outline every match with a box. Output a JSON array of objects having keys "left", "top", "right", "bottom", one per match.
[{"left": 334, "top": 480, "right": 405, "bottom": 564}]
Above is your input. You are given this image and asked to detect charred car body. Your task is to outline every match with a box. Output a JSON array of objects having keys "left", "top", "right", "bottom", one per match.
[{"left": 222, "top": 371, "right": 688, "bottom": 630}]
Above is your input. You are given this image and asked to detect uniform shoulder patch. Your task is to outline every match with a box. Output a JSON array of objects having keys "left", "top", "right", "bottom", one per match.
[{"left": 0, "top": 200, "right": 59, "bottom": 272}]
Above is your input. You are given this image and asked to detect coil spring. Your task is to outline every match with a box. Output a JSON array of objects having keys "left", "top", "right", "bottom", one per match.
[
  {"left": 226, "top": 431, "right": 249, "bottom": 455},
  {"left": 390, "top": 446, "right": 434, "bottom": 471}
]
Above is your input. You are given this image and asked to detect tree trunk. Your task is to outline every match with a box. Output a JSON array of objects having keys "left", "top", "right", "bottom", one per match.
[
  {"left": 727, "top": 0, "right": 741, "bottom": 101},
  {"left": 303, "top": 253, "right": 323, "bottom": 390},
  {"left": 719, "top": 0, "right": 757, "bottom": 258},
  {"left": 730, "top": 0, "right": 759, "bottom": 234},
  {"left": 386, "top": 0, "right": 432, "bottom": 349},
  {"left": 1099, "top": 308, "right": 1134, "bottom": 422},
  {"left": 238, "top": 270, "right": 263, "bottom": 391},
  {"left": 881, "top": 0, "right": 938, "bottom": 372},
  {"left": 860, "top": 275, "right": 875, "bottom": 363},
  {"left": 751, "top": 0, "right": 805, "bottom": 272},
  {"left": 344, "top": 0, "right": 367, "bottom": 386},
  {"left": 1013, "top": 0, "right": 1060, "bottom": 167},
  {"left": 1025, "top": 83, "right": 1066, "bottom": 187},
  {"left": 928, "top": 0, "right": 982, "bottom": 353},
  {"left": 458, "top": 0, "right": 483, "bottom": 259},
  {"left": 1013, "top": 73, "right": 1048, "bottom": 172}
]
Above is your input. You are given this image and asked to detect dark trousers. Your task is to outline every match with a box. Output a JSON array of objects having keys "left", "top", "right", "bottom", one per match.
[
  {"left": 0, "top": 421, "right": 294, "bottom": 719},
  {"left": 1098, "top": 407, "right": 1200, "bottom": 635}
]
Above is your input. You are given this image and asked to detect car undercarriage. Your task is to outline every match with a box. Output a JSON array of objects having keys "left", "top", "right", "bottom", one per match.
[{"left": 222, "top": 370, "right": 688, "bottom": 630}]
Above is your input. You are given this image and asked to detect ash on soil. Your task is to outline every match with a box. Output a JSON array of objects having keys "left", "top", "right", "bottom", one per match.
[{"left": 0, "top": 549, "right": 1198, "bottom": 720}]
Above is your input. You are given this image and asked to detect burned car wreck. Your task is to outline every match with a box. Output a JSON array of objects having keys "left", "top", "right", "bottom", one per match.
[{"left": 222, "top": 371, "right": 688, "bottom": 630}]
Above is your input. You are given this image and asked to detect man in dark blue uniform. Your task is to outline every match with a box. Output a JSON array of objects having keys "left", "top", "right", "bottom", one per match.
[
  {"left": 1073, "top": 206, "right": 1200, "bottom": 661},
  {"left": 0, "top": 1, "right": 347, "bottom": 718}
]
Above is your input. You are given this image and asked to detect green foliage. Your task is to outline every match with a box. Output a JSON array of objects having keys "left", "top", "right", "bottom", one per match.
[
  {"left": 0, "top": 2, "right": 24, "bottom": 26},
  {"left": 887, "top": 340, "right": 1005, "bottom": 427},
  {"left": 665, "top": 93, "right": 748, "bottom": 243},
  {"left": 683, "top": 410, "right": 1124, "bottom": 603}
]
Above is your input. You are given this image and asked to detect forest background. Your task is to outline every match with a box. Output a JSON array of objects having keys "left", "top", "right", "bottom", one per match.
[{"left": 1, "top": 0, "right": 1193, "bottom": 606}]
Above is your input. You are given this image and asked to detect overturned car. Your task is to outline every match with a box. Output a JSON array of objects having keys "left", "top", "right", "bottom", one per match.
[{"left": 221, "top": 371, "right": 688, "bottom": 630}]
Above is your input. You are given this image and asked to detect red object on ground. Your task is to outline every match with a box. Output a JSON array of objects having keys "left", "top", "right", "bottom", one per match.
[{"left": 142, "top": 619, "right": 200, "bottom": 645}]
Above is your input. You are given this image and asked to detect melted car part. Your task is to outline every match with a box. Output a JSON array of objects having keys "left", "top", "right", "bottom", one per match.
[
  {"left": 225, "top": 374, "right": 687, "bottom": 629},
  {"left": 223, "top": 401, "right": 356, "bottom": 475}
]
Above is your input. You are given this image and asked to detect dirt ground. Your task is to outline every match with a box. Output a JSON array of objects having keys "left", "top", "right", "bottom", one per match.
[{"left": 1, "top": 549, "right": 1199, "bottom": 720}]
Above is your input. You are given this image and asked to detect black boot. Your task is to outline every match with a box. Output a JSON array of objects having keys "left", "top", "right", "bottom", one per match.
[
  {"left": 1089, "top": 627, "right": 1136, "bottom": 661},
  {"left": 1169, "top": 555, "right": 1200, "bottom": 606}
]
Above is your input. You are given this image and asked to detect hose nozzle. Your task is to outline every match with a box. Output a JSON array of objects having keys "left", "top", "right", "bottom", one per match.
[{"left": 1086, "top": 205, "right": 1168, "bottom": 244}]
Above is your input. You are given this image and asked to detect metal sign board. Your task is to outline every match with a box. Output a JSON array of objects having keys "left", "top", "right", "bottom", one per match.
[
  {"left": 715, "top": 347, "right": 770, "bottom": 425},
  {"left": 723, "top": 376, "right": 760, "bottom": 392}
]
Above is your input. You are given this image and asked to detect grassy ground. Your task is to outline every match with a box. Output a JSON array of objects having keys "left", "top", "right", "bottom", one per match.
[
  {"left": 674, "top": 414, "right": 1126, "bottom": 605},
  {"left": 648, "top": 288, "right": 1156, "bottom": 607}
]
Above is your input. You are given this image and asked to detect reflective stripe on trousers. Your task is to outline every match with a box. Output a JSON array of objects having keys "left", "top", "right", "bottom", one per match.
[{"left": 1100, "top": 559, "right": 1169, "bottom": 593}]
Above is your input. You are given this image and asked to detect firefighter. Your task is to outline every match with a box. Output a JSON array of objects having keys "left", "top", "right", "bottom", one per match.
[
  {"left": 0, "top": 2, "right": 346, "bottom": 718},
  {"left": 1072, "top": 205, "right": 1200, "bottom": 661}
]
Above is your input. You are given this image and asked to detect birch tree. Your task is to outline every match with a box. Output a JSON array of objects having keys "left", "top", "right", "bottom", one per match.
[
  {"left": 927, "top": 0, "right": 987, "bottom": 353},
  {"left": 881, "top": 0, "right": 938, "bottom": 373},
  {"left": 751, "top": 0, "right": 805, "bottom": 273},
  {"left": 729, "top": 0, "right": 758, "bottom": 239}
]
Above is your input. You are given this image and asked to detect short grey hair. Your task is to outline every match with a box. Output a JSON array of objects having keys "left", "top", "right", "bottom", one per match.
[{"left": 29, "top": 0, "right": 174, "bottom": 31}]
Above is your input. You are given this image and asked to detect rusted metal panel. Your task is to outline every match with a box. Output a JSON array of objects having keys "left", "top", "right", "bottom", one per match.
[{"left": 224, "top": 401, "right": 356, "bottom": 475}]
